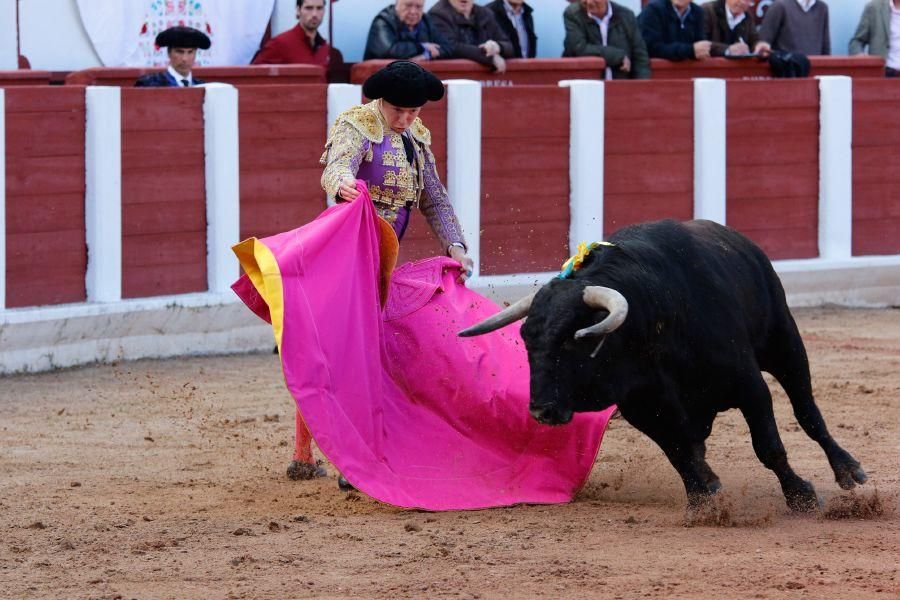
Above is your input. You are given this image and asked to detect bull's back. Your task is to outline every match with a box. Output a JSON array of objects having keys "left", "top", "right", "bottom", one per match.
[{"left": 604, "top": 219, "right": 785, "bottom": 355}]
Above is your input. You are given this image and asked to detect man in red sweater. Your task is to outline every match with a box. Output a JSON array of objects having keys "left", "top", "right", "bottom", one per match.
[{"left": 252, "top": 0, "right": 345, "bottom": 81}]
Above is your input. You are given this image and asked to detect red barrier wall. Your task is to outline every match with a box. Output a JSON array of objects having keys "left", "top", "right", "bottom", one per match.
[
  {"left": 605, "top": 81, "right": 694, "bottom": 234},
  {"left": 239, "top": 85, "right": 328, "bottom": 241},
  {"left": 852, "top": 80, "right": 900, "bottom": 256},
  {"left": 650, "top": 56, "right": 884, "bottom": 80},
  {"left": 396, "top": 95, "right": 450, "bottom": 265},
  {"left": 726, "top": 80, "right": 819, "bottom": 259},
  {"left": 121, "top": 89, "right": 207, "bottom": 298},
  {"left": 5, "top": 87, "right": 87, "bottom": 308},
  {"left": 352, "top": 58, "right": 606, "bottom": 87},
  {"left": 0, "top": 70, "right": 53, "bottom": 87},
  {"left": 66, "top": 65, "right": 326, "bottom": 87},
  {"left": 480, "top": 86, "right": 570, "bottom": 275}
]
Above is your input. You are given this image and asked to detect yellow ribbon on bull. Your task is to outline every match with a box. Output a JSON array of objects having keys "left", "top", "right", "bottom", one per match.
[{"left": 558, "top": 241, "right": 615, "bottom": 279}]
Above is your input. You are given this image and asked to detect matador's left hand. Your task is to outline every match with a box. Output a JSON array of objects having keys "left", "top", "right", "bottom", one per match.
[{"left": 449, "top": 246, "right": 475, "bottom": 284}]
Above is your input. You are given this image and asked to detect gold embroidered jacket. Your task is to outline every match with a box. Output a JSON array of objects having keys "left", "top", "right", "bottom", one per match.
[{"left": 320, "top": 101, "right": 466, "bottom": 252}]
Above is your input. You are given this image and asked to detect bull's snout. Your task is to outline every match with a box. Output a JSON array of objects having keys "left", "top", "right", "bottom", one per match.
[{"left": 529, "top": 403, "right": 574, "bottom": 426}]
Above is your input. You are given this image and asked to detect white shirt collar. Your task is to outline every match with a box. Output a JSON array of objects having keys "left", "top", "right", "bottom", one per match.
[
  {"left": 796, "top": 0, "right": 816, "bottom": 12},
  {"left": 168, "top": 65, "right": 192, "bottom": 86},
  {"left": 589, "top": 2, "right": 613, "bottom": 26},
  {"left": 503, "top": 0, "right": 523, "bottom": 17},
  {"left": 726, "top": 6, "right": 746, "bottom": 29}
]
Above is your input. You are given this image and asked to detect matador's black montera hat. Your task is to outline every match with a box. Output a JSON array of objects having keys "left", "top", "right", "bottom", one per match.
[
  {"left": 156, "top": 26, "right": 211, "bottom": 50},
  {"left": 363, "top": 61, "right": 445, "bottom": 108}
]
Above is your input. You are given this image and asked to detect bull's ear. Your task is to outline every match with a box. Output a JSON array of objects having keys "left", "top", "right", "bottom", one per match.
[
  {"left": 458, "top": 291, "right": 537, "bottom": 337},
  {"left": 574, "top": 287, "right": 628, "bottom": 339}
]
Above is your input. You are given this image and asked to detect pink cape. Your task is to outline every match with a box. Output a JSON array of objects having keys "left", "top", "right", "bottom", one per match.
[{"left": 232, "top": 184, "right": 614, "bottom": 510}]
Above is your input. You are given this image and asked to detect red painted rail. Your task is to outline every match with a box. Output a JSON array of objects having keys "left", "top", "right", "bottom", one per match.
[
  {"left": 65, "top": 65, "right": 326, "bottom": 87},
  {"left": 352, "top": 58, "right": 606, "bottom": 86}
]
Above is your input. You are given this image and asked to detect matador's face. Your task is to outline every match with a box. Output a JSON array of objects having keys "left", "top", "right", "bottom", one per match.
[{"left": 379, "top": 100, "right": 422, "bottom": 134}]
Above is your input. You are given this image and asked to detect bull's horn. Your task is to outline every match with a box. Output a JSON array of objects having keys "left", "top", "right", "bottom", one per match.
[
  {"left": 458, "top": 291, "right": 537, "bottom": 337},
  {"left": 574, "top": 286, "right": 628, "bottom": 339}
]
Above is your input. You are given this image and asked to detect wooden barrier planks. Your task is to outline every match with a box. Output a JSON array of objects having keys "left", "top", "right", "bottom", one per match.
[
  {"left": 239, "top": 85, "right": 328, "bottom": 241},
  {"left": 479, "top": 86, "right": 570, "bottom": 275},
  {"left": 852, "top": 79, "right": 900, "bottom": 257},
  {"left": 726, "top": 80, "right": 819, "bottom": 260},
  {"left": 5, "top": 87, "right": 87, "bottom": 308},
  {"left": 121, "top": 88, "right": 207, "bottom": 298},
  {"left": 605, "top": 80, "right": 694, "bottom": 236}
]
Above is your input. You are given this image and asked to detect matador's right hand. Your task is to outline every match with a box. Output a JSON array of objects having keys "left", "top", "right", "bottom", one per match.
[{"left": 338, "top": 177, "right": 361, "bottom": 201}]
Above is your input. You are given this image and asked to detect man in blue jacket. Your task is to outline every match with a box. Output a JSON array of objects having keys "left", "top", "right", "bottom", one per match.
[{"left": 638, "top": 0, "right": 712, "bottom": 61}]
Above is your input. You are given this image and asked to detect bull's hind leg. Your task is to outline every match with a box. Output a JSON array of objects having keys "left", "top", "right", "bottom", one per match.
[
  {"left": 739, "top": 374, "right": 820, "bottom": 511},
  {"left": 761, "top": 321, "right": 867, "bottom": 490}
]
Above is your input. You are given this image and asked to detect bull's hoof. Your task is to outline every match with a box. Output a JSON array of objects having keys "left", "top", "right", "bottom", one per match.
[
  {"left": 784, "top": 480, "right": 822, "bottom": 512},
  {"left": 286, "top": 460, "right": 326, "bottom": 481},
  {"left": 337, "top": 475, "right": 356, "bottom": 492},
  {"left": 831, "top": 453, "right": 868, "bottom": 490}
]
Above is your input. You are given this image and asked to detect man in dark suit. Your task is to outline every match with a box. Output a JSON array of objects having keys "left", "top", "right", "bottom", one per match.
[
  {"left": 638, "top": 0, "right": 712, "bottom": 61},
  {"left": 485, "top": 0, "right": 537, "bottom": 58},
  {"left": 135, "top": 26, "right": 210, "bottom": 87}
]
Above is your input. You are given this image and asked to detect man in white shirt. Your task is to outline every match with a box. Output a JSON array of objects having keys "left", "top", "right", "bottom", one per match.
[
  {"left": 849, "top": 0, "right": 900, "bottom": 77},
  {"left": 135, "top": 27, "right": 211, "bottom": 88}
]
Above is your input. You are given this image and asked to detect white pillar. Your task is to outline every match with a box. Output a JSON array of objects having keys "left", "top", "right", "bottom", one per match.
[
  {"left": 693, "top": 78, "right": 727, "bottom": 224},
  {"left": 203, "top": 83, "right": 241, "bottom": 295},
  {"left": 0, "top": 89, "right": 5, "bottom": 310},
  {"left": 327, "top": 83, "right": 362, "bottom": 133},
  {"left": 818, "top": 76, "right": 853, "bottom": 260},
  {"left": 84, "top": 87, "right": 122, "bottom": 303},
  {"left": 559, "top": 79, "right": 605, "bottom": 250},
  {"left": 325, "top": 83, "right": 362, "bottom": 207},
  {"left": 445, "top": 80, "right": 482, "bottom": 279}
]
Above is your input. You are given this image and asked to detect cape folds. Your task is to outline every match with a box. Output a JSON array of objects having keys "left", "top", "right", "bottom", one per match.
[{"left": 231, "top": 183, "right": 614, "bottom": 510}]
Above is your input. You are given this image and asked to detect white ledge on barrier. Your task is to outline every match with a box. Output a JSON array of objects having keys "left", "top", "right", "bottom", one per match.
[
  {"left": 85, "top": 86, "right": 123, "bottom": 303},
  {"left": 693, "top": 78, "right": 727, "bottom": 224},
  {"left": 818, "top": 76, "right": 853, "bottom": 260},
  {"left": 445, "top": 80, "right": 482, "bottom": 280},
  {"left": 560, "top": 79, "right": 605, "bottom": 250},
  {"left": 0, "top": 88, "right": 5, "bottom": 312},
  {"left": 203, "top": 83, "right": 241, "bottom": 295}
]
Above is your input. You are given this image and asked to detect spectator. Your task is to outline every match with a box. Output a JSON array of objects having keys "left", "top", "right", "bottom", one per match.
[
  {"left": 135, "top": 27, "right": 210, "bottom": 87},
  {"left": 252, "top": 0, "right": 345, "bottom": 81},
  {"left": 638, "top": 0, "right": 712, "bottom": 61},
  {"left": 849, "top": 0, "right": 900, "bottom": 77},
  {"left": 485, "top": 0, "right": 538, "bottom": 58},
  {"left": 428, "top": 0, "right": 515, "bottom": 72},
  {"left": 703, "top": 0, "right": 772, "bottom": 56},
  {"left": 758, "top": 0, "right": 830, "bottom": 56},
  {"left": 364, "top": 0, "right": 453, "bottom": 61},
  {"left": 563, "top": 0, "right": 651, "bottom": 80}
]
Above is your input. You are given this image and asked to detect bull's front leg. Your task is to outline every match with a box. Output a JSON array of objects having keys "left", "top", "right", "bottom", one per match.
[{"left": 618, "top": 402, "right": 720, "bottom": 507}]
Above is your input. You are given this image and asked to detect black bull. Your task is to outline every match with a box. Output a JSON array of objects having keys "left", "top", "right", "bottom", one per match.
[{"left": 460, "top": 219, "right": 867, "bottom": 511}]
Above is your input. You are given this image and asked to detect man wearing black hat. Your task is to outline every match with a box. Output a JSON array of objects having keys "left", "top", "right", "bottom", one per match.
[
  {"left": 318, "top": 61, "right": 473, "bottom": 491},
  {"left": 135, "top": 26, "right": 211, "bottom": 87}
]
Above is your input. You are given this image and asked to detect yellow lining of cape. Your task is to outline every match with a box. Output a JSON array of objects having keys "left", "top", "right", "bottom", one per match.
[
  {"left": 231, "top": 214, "right": 398, "bottom": 354},
  {"left": 232, "top": 237, "right": 286, "bottom": 352}
]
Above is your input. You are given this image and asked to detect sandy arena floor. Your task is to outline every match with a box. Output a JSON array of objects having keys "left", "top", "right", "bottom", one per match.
[{"left": 0, "top": 306, "right": 898, "bottom": 599}]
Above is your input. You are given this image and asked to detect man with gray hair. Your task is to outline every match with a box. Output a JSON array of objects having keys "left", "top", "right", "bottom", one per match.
[{"left": 364, "top": 0, "right": 453, "bottom": 61}]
